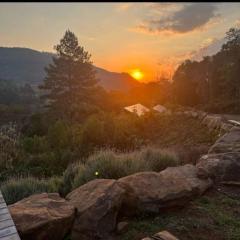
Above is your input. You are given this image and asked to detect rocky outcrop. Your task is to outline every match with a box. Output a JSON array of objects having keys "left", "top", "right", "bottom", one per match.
[
  {"left": 117, "top": 164, "right": 212, "bottom": 215},
  {"left": 66, "top": 179, "right": 125, "bottom": 240},
  {"left": 201, "top": 114, "right": 223, "bottom": 131},
  {"left": 196, "top": 152, "right": 240, "bottom": 182},
  {"left": 9, "top": 193, "right": 75, "bottom": 240},
  {"left": 209, "top": 127, "right": 240, "bottom": 153},
  {"left": 196, "top": 125, "right": 240, "bottom": 182},
  {"left": 177, "top": 107, "right": 235, "bottom": 133}
]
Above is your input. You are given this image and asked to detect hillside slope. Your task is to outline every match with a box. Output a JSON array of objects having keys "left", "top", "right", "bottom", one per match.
[{"left": 0, "top": 47, "right": 140, "bottom": 91}]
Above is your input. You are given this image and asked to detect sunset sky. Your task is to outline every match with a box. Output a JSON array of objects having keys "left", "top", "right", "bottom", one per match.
[{"left": 1, "top": 2, "right": 240, "bottom": 82}]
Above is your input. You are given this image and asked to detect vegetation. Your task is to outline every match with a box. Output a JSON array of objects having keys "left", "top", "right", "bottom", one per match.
[
  {"left": 1, "top": 176, "right": 62, "bottom": 205},
  {"left": 120, "top": 189, "right": 240, "bottom": 240},
  {"left": 0, "top": 112, "right": 218, "bottom": 183},
  {"left": 1, "top": 147, "right": 178, "bottom": 204},
  {"left": 171, "top": 27, "right": 240, "bottom": 114},
  {"left": 0, "top": 80, "right": 38, "bottom": 124},
  {"left": 60, "top": 147, "right": 179, "bottom": 195},
  {"left": 39, "top": 30, "right": 105, "bottom": 122}
]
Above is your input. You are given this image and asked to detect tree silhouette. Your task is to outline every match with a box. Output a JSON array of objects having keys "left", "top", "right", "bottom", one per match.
[{"left": 39, "top": 30, "right": 99, "bottom": 121}]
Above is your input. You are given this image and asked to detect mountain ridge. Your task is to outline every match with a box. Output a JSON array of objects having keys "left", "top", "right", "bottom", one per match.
[{"left": 0, "top": 47, "right": 141, "bottom": 91}]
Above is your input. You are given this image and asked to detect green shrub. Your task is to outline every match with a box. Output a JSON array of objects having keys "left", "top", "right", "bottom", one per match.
[
  {"left": 21, "top": 135, "right": 49, "bottom": 154},
  {"left": 1, "top": 176, "right": 62, "bottom": 205},
  {"left": 0, "top": 123, "right": 21, "bottom": 171},
  {"left": 59, "top": 162, "right": 85, "bottom": 196},
  {"left": 139, "top": 147, "right": 179, "bottom": 172},
  {"left": 47, "top": 120, "right": 71, "bottom": 149},
  {"left": 61, "top": 147, "right": 179, "bottom": 194}
]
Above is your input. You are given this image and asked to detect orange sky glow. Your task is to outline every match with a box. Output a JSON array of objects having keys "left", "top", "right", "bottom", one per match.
[{"left": 0, "top": 3, "right": 240, "bottom": 82}]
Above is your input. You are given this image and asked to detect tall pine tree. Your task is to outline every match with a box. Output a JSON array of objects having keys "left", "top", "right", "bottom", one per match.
[{"left": 40, "top": 30, "right": 99, "bottom": 121}]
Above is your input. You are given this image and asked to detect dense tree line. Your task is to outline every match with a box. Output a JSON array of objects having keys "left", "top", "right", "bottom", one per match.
[
  {"left": 172, "top": 27, "right": 240, "bottom": 113},
  {"left": 0, "top": 80, "right": 36, "bottom": 105}
]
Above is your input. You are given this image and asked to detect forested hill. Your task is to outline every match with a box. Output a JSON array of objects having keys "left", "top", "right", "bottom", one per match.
[{"left": 0, "top": 47, "right": 140, "bottom": 91}]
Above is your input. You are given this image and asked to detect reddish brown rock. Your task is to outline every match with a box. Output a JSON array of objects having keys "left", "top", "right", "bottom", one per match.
[
  {"left": 116, "top": 221, "right": 129, "bottom": 234},
  {"left": 66, "top": 179, "right": 125, "bottom": 240},
  {"left": 117, "top": 164, "right": 212, "bottom": 215},
  {"left": 9, "top": 193, "right": 75, "bottom": 240},
  {"left": 154, "top": 230, "right": 179, "bottom": 240}
]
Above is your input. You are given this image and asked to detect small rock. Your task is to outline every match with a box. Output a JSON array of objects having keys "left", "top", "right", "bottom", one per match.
[
  {"left": 117, "top": 221, "right": 129, "bottom": 234},
  {"left": 154, "top": 230, "right": 179, "bottom": 240}
]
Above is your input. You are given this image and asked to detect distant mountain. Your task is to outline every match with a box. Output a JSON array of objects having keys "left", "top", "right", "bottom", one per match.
[
  {"left": 0, "top": 47, "right": 140, "bottom": 91},
  {"left": 94, "top": 66, "right": 141, "bottom": 91}
]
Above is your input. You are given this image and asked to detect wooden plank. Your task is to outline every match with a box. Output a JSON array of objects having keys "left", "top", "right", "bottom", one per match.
[
  {"left": 0, "top": 213, "right": 12, "bottom": 223},
  {"left": 0, "top": 226, "right": 17, "bottom": 238},
  {"left": 0, "top": 191, "right": 21, "bottom": 240},
  {"left": 0, "top": 209, "right": 8, "bottom": 216},
  {"left": 0, "top": 198, "right": 5, "bottom": 204},
  {"left": 0, "top": 220, "right": 15, "bottom": 231},
  {"left": 0, "top": 214, "right": 11, "bottom": 222},
  {"left": 0, "top": 204, "right": 7, "bottom": 210},
  {"left": 0, "top": 234, "right": 20, "bottom": 240}
]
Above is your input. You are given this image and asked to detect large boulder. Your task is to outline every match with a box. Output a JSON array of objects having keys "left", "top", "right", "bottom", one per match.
[
  {"left": 66, "top": 179, "right": 125, "bottom": 240},
  {"left": 117, "top": 164, "right": 212, "bottom": 215},
  {"left": 209, "top": 127, "right": 240, "bottom": 154},
  {"left": 9, "top": 193, "right": 75, "bottom": 240},
  {"left": 196, "top": 152, "right": 240, "bottom": 182}
]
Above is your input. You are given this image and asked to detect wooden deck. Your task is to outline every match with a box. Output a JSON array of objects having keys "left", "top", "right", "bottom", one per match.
[{"left": 0, "top": 192, "right": 20, "bottom": 240}]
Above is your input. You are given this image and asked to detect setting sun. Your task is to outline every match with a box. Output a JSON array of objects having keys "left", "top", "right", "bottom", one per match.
[{"left": 130, "top": 69, "right": 144, "bottom": 81}]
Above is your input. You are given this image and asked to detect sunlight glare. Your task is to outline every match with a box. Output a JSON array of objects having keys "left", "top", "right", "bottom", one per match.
[{"left": 130, "top": 69, "right": 144, "bottom": 81}]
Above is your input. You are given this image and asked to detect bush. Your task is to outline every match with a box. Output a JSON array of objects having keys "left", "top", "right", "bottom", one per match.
[
  {"left": 61, "top": 147, "right": 179, "bottom": 195},
  {"left": 47, "top": 120, "right": 71, "bottom": 149},
  {"left": 59, "top": 162, "right": 85, "bottom": 196},
  {"left": 21, "top": 135, "right": 49, "bottom": 154},
  {"left": 79, "top": 115, "right": 105, "bottom": 154},
  {"left": 0, "top": 123, "right": 21, "bottom": 171},
  {"left": 1, "top": 176, "right": 62, "bottom": 205},
  {"left": 139, "top": 147, "right": 179, "bottom": 172}
]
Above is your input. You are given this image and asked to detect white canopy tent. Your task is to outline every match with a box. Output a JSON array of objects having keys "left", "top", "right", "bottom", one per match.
[
  {"left": 153, "top": 104, "right": 167, "bottom": 113},
  {"left": 124, "top": 103, "right": 150, "bottom": 117}
]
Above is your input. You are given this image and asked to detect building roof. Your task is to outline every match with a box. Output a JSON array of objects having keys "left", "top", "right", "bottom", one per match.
[{"left": 124, "top": 103, "right": 150, "bottom": 117}]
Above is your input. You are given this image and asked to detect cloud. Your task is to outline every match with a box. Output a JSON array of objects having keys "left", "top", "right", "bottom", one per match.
[{"left": 135, "top": 3, "right": 221, "bottom": 35}]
